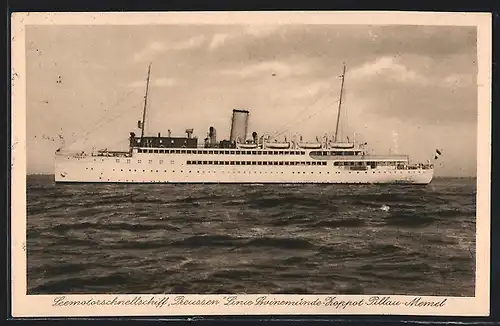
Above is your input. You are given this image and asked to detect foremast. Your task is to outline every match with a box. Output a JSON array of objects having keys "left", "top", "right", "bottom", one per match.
[
  {"left": 334, "top": 63, "right": 346, "bottom": 143},
  {"left": 140, "top": 63, "right": 152, "bottom": 147}
]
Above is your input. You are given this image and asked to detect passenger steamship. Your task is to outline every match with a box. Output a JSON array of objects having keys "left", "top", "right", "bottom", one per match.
[{"left": 54, "top": 63, "right": 436, "bottom": 184}]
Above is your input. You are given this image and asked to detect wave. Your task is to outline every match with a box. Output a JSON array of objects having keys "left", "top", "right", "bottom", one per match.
[
  {"left": 245, "top": 237, "right": 317, "bottom": 250},
  {"left": 26, "top": 178, "right": 476, "bottom": 296}
]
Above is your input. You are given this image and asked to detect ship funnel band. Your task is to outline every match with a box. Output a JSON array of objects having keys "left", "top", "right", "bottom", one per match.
[{"left": 233, "top": 109, "right": 250, "bottom": 114}]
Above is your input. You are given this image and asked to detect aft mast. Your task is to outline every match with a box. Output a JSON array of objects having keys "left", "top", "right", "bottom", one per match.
[
  {"left": 334, "top": 63, "right": 346, "bottom": 142},
  {"left": 140, "top": 63, "right": 152, "bottom": 147}
]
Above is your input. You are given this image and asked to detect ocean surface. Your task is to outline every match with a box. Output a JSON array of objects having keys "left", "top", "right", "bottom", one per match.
[{"left": 26, "top": 176, "right": 476, "bottom": 296}]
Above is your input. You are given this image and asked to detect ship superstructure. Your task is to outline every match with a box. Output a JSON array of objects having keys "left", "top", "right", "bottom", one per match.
[{"left": 54, "top": 63, "right": 435, "bottom": 184}]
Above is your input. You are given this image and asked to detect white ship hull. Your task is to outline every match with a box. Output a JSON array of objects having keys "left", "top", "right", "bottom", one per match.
[{"left": 55, "top": 152, "right": 434, "bottom": 184}]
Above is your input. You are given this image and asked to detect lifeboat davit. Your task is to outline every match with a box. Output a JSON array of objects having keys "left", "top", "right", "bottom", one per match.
[
  {"left": 265, "top": 142, "right": 291, "bottom": 149},
  {"left": 298, "top": 142, "right": 322, "bottom": 149}
]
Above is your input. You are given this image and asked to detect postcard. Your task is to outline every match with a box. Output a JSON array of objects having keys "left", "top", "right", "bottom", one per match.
[{"left": 11, "top": 11, "right": 491, "bottom": 317}]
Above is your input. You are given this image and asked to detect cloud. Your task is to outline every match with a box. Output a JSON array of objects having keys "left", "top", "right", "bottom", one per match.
[
  {"left": 287, "top": 80, "right": 333, "bottom": 100},
  {"left": 209, "top": 33, "right": 231, "bottom": 50},
  {"left": 345, "top": 74, "right": 477, "bottom": 127},
  {"left": 349, "top": 56, "right": 429, "bottom": 85},
  {"left": 171, "top": 35, "right": 205, "bottom": 50},
  {"left": 349, "top": 56, "right": 476, "bottom": 92},
  {"left": 244, "top": 25, "right": 281, "bottom": 37},
  {"left": 203, "top": 26, "right": 282, "bottom": 53},
  {"left": 208, "top": 27, "right": 280, "bottom": 51},
  {"left": 442, "top": 73, "right": 475, "bottom": 88},
  {"left": 133, "top": 41, "right": 167, "bottom": 62},
  {"left": 218, "top": 60, "right": 312, "bottom": 78},
  {"left": 133, "top": 36, "right": 206, "bottom": 62}
]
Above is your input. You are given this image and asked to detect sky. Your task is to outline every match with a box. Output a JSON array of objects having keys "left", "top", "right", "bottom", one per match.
[{"left": 25, "top": 24, "right": 478, "bottom": 176}]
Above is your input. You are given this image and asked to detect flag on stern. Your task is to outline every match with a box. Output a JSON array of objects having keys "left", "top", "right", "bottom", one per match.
[{"left": 434, "top": 149, "right": 442, "bottom": 160}]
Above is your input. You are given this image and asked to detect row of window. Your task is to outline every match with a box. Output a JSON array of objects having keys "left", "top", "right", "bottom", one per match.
[
  {"left": 112, "top": 158, "right": 405, "bottom": 167},
  {"left": 310, "top": 151, "right": 363, "bottom": 156},
  {"left": 334, "top": 161, "right": 403, "bottom": 166},
  {"left": 116, "top": 159, "right": 175, "bottom": 164},
  {"left": 186, "top": 160, "right": 328, "bottom": 166},
  {"left": 105, "top": 169, "right": 334, "bottom": 174},
  {"left": 89, "top": 168, "right": 425, "bottom": 175},
  {"left": 137, "top": 148, "right": 307, "bottom": 155}
]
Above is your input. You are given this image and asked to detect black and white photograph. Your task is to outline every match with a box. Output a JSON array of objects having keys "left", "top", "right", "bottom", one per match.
[{"left": 11, "top": 11, "right": 491, "bottom": 317}]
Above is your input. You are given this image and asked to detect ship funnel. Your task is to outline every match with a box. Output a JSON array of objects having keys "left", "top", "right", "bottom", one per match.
[{"left": 230, "top": 109, "right": 249, "bottom": 143}]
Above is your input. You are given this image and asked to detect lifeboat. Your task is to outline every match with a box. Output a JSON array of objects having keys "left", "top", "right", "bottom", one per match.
[
  {"left": 330, "top": 142, "right": 355, "bottom": 149},
  {"left": 298, "top": 142, "right": 322, "bottom": 149},
  {"left": 265, "top": 142, "right": 291, "bottom": 149},
  {"left": 238, "top": 143, "right": 258, "bottom": 149}
]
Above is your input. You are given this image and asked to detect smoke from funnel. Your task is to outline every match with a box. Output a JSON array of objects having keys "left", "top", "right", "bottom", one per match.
[{"left": 230, "top": 109, "right": 249, "bottom": 143}]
